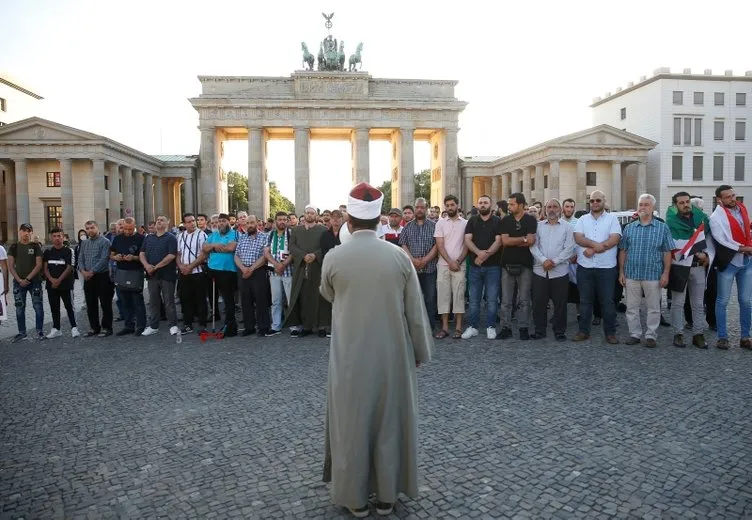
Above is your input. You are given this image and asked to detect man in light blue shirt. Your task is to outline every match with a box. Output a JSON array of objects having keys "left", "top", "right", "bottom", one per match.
[{"left": 199, "top": 213, "right": 239, "bottom": 337}]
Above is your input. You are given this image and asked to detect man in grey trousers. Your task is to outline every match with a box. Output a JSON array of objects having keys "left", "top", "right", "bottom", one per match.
[{"left": 139, "top": 216, "right": 179, "bottom": 336}]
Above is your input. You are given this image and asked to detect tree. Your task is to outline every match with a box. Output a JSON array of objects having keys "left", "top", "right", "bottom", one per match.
[
  {"left": 226, "top": 171, "right": 295, "bottom": 218},
  {"left": 269, "top": 181, "right": 295, "bottom": 217},
  {"left": 377, "top": 169, "right": 431, "bottom": 214}
]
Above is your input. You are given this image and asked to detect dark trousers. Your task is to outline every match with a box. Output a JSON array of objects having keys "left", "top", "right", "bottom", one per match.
[
  {"left": 239, "top": 269, "right": 271, "bottom": 333},
  {"left": 705, "top": 267, "right": 717, "bottom": 328},
  {"left": 119, "top": 289, "right": 146, "bottom": 331},
  {"left": 47, "top": 287, "right": 76, "bottom": 330},
  {"left": 84, "top": 272, "right": 114, "bottom": 333},
  {"left": 211, "top": 270, "right": 237, "bottom": 330},
  {"left": 180, "top": 273, "right": 208, "bottom": 328},
  {"left": 577, "top": 266, "right": 617, "bottom": 336},
  {"left": 532, "top": 274, "right": 568, "bottom": 336},
  {"left": 418, "top": 272, "right": 438, "bottom": 330}
]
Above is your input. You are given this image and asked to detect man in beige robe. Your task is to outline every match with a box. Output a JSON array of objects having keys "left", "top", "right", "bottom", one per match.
[{"left": 320, "top": 183, "right": 434, "bottom": 518}]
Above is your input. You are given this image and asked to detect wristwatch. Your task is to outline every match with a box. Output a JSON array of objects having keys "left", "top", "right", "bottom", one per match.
[{"left": 522, "top": 237, "right": 528, "bottom": 244}]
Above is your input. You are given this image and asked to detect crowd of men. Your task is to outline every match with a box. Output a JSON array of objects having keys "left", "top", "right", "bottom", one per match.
[{"left": 3, "top": 183, "right": 751, "bottom": 350}]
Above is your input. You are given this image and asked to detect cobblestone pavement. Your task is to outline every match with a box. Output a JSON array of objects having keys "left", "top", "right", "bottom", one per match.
[{"left": 1, "top": 299, "right": 751, "bottom": 519}]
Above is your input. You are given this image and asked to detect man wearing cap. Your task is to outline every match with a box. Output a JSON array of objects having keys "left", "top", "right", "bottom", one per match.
[
  {"left": 285, "top": 205, "right": 327, "bottom": 337},
  {"left": 382, "top": 208, "right": 404, "bottom": 245},
  {"left": 8, "top": 223, "right": 45, "bottom": 342},
  {"left": 320, "top": 182, "right": 433, "bottom": 518}
]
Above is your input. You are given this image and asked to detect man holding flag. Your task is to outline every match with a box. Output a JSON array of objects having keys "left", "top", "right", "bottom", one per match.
[
  {"left": 666, "top": 192, "right": 712, "bottom": 348},
  {"left": 708, "top": 185, "right": 752, "bottom": 351}
]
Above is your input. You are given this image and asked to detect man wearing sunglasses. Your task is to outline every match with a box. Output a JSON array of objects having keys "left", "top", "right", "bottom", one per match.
[{"left": 572, "top": 191, "right": 622, "bottom": 344}]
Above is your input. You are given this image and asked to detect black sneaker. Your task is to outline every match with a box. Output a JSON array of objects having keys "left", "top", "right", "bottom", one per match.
[
  {"left": 241, "top": 328, "right": 256, "bottom": 337},
  {"left": 180, "top": 326, "right": 194, "bottom": 335},
  {"left": 265, "top": 329, "right": 281, "bottom": 337},
  {"left": 291, "top": 329, "right": 301, "bottom": 337},
  {"left": 116, "top": 329, "right": 135, "bottom": 336},
  {"left": 98, "top": 329, "right": 113, "bottom": 337},
  {"left": 300, "top": 329, "right": 312, "bottom": 338},
  {"left": 519, "top": 328, "right": 530, "bottom": 340},
  {"left": 555, "top": 334, "right": 567, "bottom": 342},
  {"left": 84, "top": 331, "right": 99, "bottom": 338},
  {"left": 134, "top": 328, "right": 145, "bottom": 336},
  {"left": 497, "top": 327, "right": 512, "bottom": 340},
  {"left": 318, "top": 329, "right": 328, "bottom": 338},
  {"left": 11, "top": 333, "right": 27, "bottom": 343},
  {"left": 37, "top": 332, "right": 47, "bottom": 341}
]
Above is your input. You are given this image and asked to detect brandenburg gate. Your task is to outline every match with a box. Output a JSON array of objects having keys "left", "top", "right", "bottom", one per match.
[{"left": 189, "top": 18, "right": 466, "bottom": 216}]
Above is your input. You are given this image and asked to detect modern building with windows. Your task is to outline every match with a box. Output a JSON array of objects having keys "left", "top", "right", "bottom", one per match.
[{"left": 591, "top": 67, "right": 752, "bottom": 211}]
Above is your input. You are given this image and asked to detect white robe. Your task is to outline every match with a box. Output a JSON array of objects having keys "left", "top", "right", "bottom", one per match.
[{"left": 319, "top": 230, "right": 433, "bottom": 508}]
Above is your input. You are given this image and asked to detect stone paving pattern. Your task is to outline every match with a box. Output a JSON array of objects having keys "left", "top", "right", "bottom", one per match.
[{"left": 1, "top": 297, "right": 751, "bottom": 519}]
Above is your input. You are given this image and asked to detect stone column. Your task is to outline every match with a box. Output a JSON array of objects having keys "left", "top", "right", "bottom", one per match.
[
  {"left": 400, "top": 127, "right": 415, "bottom": 207},
  {"left": 292, "top": 127, "right": 309, "bottom": 215},
  {"left": 134, "top": 171, "right": 145, "bottom": 227},
  {"left": 534, "top": 164, "right": 544, "bottom": 203},
  {"left": 522, "top": 167, "right": 532, "bottom": 201},
  {"left": 636, "top": 161, "right": 647, "bottom": 200},
  {"left": 14, "top": 158, "right": 30, "bottom": 227},
  {"left": 183, "top": 175, "right": 194, "bottom": 214},
  {"left": 511, "top": 170, "right": 520, "bottom": 196},
  {"left": 501, "top": 172, "right": 509, "bottom": 200},
  {"left": 166, "top": 179, "right": 175, "bottom": 224},
  {"left": 576, "top": 160, "right": 588, "bottom": 208},
  {"left": 144, "top": 173, "right": 154, "bottom": 224},
  {"left": 60, "top": 158, "right": 74, "bottom": 239},
  {"left": 491, "top": 176, "right": 499, "bottom": 202},
  {"left": 91, "top": 158, "right": 107, "bottom": 226},
  {"left": 444, "top": 128, "right": 460, "bottom": 199},
  {"left": 548, "top": 160, "right": 560, "bottom": 200},
  {"left": 199, "top": 127, "right": 218, "bottom": 215},
  {"left": 390, "top": 131, "right": 401, "bottom": 208},
  {"left": 122, "top": 166, "right": 134, "bottom": 220},
  {"left": 154, "top": 176, "right": 163, "bottom": 217},
  {"left": 5, "top": 162, "right": 17, "bottom": 240},
  {"left": 463, "top": 174, "right": 473, "bottom": 211},
  {"left": 108, "top": 163, "right": 120, "bottom": 225},
  {"left": 611, "top": 161, "right": 622, "bottom": 212},
  {"left": 351, "top": 128, "right": 369, "bottom": 185}
]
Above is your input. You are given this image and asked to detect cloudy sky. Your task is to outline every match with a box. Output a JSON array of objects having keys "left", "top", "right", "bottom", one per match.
[{"left": 2, "top": 0, "right": 750, "bottom": 209}]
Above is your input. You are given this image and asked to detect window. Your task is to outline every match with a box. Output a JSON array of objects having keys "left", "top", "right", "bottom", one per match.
[
  {"left": 46, "top": 171, "right": 61, "bottom": 187},
  {"left": 586, "top": 172, "right": 597, "bottom": 186},
  {"left": 714, "top": 120, "right": 725, "bottom": 140},
  {"left": 673, "top": 118, "right": 682, "bottom": 145},
  {"left": 672, "top": 155, "right": 683, "bottom": 180},
  {"left": 675, "top": 117, "right": 703, "bottom": 146},
  {"left": 737, "top": 93, "right": 747, "bottom": 106},
  {"left": 736, "top": 121, "right": 746, "bottom": 140},
  {"left": 46, "top": 206, "right": 62, "bottom": 232},
  {"left": 713, "top": 156, "right": 724, "bottom": 181},
  {"left": 692, "top": 156, "right": 703, "bottom": 181},
  {"left": 544, "top": 175, "right": 548, "bottom": 189},
  {"left": 715, "top": 92, "right": 725, "bottom": 105},
  {"left": 0, "top": 97, "right": 6, "bottom": 111},
  {"left": 694, "top": 119, "right": 702, "bottom": 146},
  {"left": 735, "top": 156, "right": 745, "bottom": 181},
  {"left": 673, "top": 91, "right": 683, "bottom": 105},
  {"left": 694, "top": 92, "right": 704, "bottom": 105},
  {"left": 620, "top": 107, "right": 626, "bottom": 120},
  {"left": 684, "top": 118, "right": 692, "bottom": 145}
]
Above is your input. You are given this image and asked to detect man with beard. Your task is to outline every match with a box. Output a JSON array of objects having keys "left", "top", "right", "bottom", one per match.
[
  {"left": 434, "top": 195, "right": 467, "bottom": 339},
  {"left": 320, "top": 182, "right": 433, "bottom": 518},
  {"left": 399, "top": 198, "right": 438, "bottom": 333},
  {"left": 285, "top": 205, "right": 327, "bottom": 337},
  {"left": 618, "top": 194, "right": 674, "bottom": 348},
  {"left": 709, "top": 184, "right": 752, "bottom": 350},
  {"left": 229, "top": 214, "right": 237, "bottom": 229},
  {"left": 264, "top": 211, "right": 294, "bottom": 336},
  {"left": 198, "top": 214, "right": 239, "bottom": 337},
  {"left": 234, "top": 215, "right": 271, "bottom": 337},
  {"left": 530, "top": 199, "right": 575, "bottom": 341},
  {"left": 78, "top": 220, "right": 115, "bottom": 337},
  {"left": 562, "top": 198, "right": 578, "bottom": 227},
  {"left": 319, "top": 210, "right": 344, "bottom": 337},
  {"left": 110, "top": 218, "right": 146, "bottom": 336},
  {"left": 666, "top": 192, "right": 711, "bottom": 348},
  {"left": 139, "top": 216, "right": 180, "bottom": 337}
]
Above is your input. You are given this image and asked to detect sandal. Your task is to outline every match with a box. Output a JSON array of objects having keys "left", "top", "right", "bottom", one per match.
[
  {"left": 452, "top": 330, "right": 463, "bottom": 339},
  {"left": 434, "top": 329, "right": 449, "bottom": 339}
]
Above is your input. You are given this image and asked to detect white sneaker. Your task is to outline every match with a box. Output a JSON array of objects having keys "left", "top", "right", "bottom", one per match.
[
  {"left": 461, "top": 327, "right": 478, "bottom": 339},
  {"left": 46, "top": 328, "right": 62, "bottom": 339},
  {"left": 169, "top": 326, "right": 180, "bottom": 336},
  {"left": 486, "top": 327, "right": 497, "bottom": 340},
  {"left": 141, "top": 326, "right": 159, "bottom": 336},
  {"left": 71, "top": 327, "right": 81, "bottom": 338}
]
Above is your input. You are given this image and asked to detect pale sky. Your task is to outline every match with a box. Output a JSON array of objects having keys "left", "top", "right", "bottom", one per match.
[{"left": 2, "top": 0, "right": 751, "bottom": 209}]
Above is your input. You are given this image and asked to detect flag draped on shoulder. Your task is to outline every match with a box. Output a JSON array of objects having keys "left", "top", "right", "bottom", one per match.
[{"left": 666, "top": 205, "right": 712, "bottom": 267}]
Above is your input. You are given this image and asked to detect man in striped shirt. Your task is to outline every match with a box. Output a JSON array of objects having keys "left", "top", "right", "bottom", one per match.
[{"left": 177, "top": 213, "right": 207, "bottom": 334}]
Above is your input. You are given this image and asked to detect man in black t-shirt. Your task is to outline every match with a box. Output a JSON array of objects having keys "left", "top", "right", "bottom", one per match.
[
  {"left": 499, "top": 193, "right": 538, "bottom": 340},
  {"left": 111, "top": 217, "right": 146, "bottom": 336},
  {"left": 461, "top": 195, "right": 503, "bottom": 340},
  {"left": 8, "top": 223, "right": 44, "bottom": 342},
  {"left": 43, "top": 227, "right": 78, "bottom": 338}
]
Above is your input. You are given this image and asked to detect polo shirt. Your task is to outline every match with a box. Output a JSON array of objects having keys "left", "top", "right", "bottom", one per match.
[
  {"left": 206, "top": 229, "right": 239, "bottom": 272},
  {"left": 574, "top": 212, "right": 622, "bottom": 268}
]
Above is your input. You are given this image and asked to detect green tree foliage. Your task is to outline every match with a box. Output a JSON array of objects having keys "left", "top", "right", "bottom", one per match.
[
  {"left": 226, "top": 171, "right": 294, "bottom": 218},
  {"left": 377, "top": 169, "right": 431, "bottom": 214},
  {"left": 269, "top": 182, "right": 295, "bottom": 217}
]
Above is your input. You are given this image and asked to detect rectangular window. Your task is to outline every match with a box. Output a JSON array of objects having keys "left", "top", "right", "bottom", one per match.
[
  {"left": 0, "top": 97, "right": 6, "bottom": 111},
  {"left": 672, "top": 155, "right": 683, "bottom": 180},
  {"left": 737, "top": 93, "right": 747, "bottom": 106},
  {"left": 586, "top": 172, "right": 597, "bottom": 186},
  {"left": 684, "top": 117, "right": 692, "bottom": 145},
  {"left": 46, "top": 206, "right": 62, "bottom": 232},
  {"left": 620, "top": 107, "right": 626, "bottom": 120},
  {"left": 713, "top": 156, "right": 724, "bottom": 181},
  {"left": 46, "top": 171, "right": 61, "bottom": 187},
  {"left": 692, "top": 156, "right": 703, "bottom": 181},
  {"left": 714, "top": 120, "right": 725, "bottom": 140},
  {"left": 736, "top": 121, "right": 746, "bottom": 140},
  {"left": 544, "top": 175, "right": 548, "bottom": 189},
  {"left": 694, "top": 92, "right": 704, "bottom": 105},
  {"left": 673, "top": 118, "right": 682, "bottom": 145},
  {"left": 694, "top": 119, "right": 702, "bottom": 146},
  {"left": 735, "top": 156, "right": 745, "bottom": 181},
  {"left": 715, "top": 92, "right": 725, "bottom": 105},
  {"left": 673, "top": 91, "right": 683, "bottom": 105}
]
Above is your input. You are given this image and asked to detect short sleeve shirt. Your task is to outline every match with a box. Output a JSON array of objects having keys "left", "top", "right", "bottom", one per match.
[
  {"left": 434, "top": 217, "right": 467, "bottom": 266},
  {"left": 500, "top": 214, "right": 538, "bottom": 267},
  {"left": 619, "top": 218, "right": 675, "bottom": 281},
  {"left": 398, "top": 219, "right": 437, "bottom": 273},
  {"left": 465, "top": 215, "right": 503, "bottom": 267},
  {"left": 43, "top": 246, "right": 74, "bottom": 290},
  {"left": 140, "top": 233, "right": 178, "bottom": 281},
  {"left": 111, "top": 233, "right": 145, "bottom": 271},
  {"left": 9, "top": 242, "right": 42, "bottom": 281},
  {"left": 206, "top": 230, "right": 239, "bottom": 272},
  {"left": 574, "top": 212, "right": 623, "bottom": 268}
]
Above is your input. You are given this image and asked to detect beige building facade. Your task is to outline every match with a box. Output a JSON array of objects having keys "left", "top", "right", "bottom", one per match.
[
  {"left": 460, "top": 125, "right": 657, "bottom": 212},
  {"left": 0, "top": 118, "right": 198, "bottom": 241}
]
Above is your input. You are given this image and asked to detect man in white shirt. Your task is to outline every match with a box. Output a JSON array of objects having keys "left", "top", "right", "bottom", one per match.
[
  {"left": 177, "top": 213, "right": 208, "bottom": 334},
  {"left": 572, "top": 191, "right": 622, "bottom": 344}
]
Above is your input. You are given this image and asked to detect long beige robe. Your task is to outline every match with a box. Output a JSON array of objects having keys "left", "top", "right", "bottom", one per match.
[{"left": 319, "top": 229, "right": 433, "bottom": 508}]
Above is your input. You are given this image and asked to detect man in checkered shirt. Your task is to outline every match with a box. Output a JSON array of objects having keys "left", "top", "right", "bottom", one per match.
[{"left": 234, "top": 215, "right": 271, "bottom": 337}]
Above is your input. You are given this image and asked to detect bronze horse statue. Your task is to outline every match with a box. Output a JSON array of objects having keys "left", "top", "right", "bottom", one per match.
[
  {"left": 301, "top": 42, "right": 314, "bottom": 71},
  {"left": 348, "top": 42, "right": 363, "bottom": 71}
]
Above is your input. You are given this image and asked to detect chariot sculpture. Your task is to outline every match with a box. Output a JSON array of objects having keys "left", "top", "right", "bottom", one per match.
[{"left": 299, "top": 13, "right": 364, "bottom": 72}]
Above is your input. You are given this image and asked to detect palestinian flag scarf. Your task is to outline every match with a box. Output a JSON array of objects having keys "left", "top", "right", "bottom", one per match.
[{"left": 666, "top": 205, "right": 709, "bottom": 266}]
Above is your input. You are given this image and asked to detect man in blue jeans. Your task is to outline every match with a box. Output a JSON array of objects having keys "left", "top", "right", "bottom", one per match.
[
  {"left": 8, "top": 223, "right": 44, "bottom": 342},
  {"left": 708, "top": 185, "right": 752, "bottom": 350},
  {"left": 462, "top": 195, "right": 503, "bottom": 340}
]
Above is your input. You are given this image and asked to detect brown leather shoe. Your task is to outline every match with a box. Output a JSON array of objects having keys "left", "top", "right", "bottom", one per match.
[
  {"left": 605, "top": 335, "right": 618, "bottom": 344},
  {"left": 644, "top": 338, "right": 657, "bottom": 348},
  {"left": 624, "top": 336, "right": 641, "bottom": 345},
  {"left": 572, "top": 332, "right": 590, "bottom": 342},
  {"left": 673, "top": 334, "right": 685, "bottom": 348},
  {"left": 692, "top": 334, "right": 707, "bottom": 349},
  {"left": 716, "top": 338, "right": 729, "bottom": 350},
  {"left": 740, "top": 338, "right": 752, "bottom": 350}
]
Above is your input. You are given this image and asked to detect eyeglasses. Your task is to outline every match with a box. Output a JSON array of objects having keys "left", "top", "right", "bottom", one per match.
[{"left": 589, "top": 199, "right": 602, "bottom": 203}]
